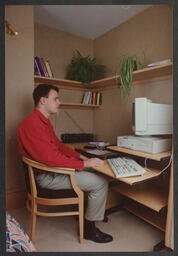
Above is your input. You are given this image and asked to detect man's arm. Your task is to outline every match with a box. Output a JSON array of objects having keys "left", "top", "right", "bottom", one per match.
[
  {"left": 19, "top": 123, "right": 104, "bottom": 170},
  {"left": 53, "top": 134, "right": 104, "bottom": 168},
  {"left": 18, "top": 124, "right": 84, "bottom": 170}
]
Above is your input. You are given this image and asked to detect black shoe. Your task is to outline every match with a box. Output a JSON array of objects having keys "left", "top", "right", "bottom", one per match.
[{"left": 84, "top": 226, "right": 113, "bottom": 243}]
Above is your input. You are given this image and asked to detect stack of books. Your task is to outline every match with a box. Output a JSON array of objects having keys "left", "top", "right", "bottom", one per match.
[
  {"left": 34, "top": 56, "right": 54, "bottom": 77},
  {"left": 81, "top": 91, "right": 102, "bottom": 105}
]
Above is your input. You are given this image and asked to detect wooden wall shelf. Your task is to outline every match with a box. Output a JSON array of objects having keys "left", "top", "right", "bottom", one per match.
[
  {"left": 34, "top": 62, "right": 172, "bottom": 92},
  {"left": 34, "top": 62, "right": 172, "bottom": 110},
  {"left": 34, "top": 75, "right": 89, "bottom": 91},
  {"left": 90, "top": 62, "right": 172, "bottom": 91},
  {"left": 60, "top": 103, "right": 100, "bottom": 109}
]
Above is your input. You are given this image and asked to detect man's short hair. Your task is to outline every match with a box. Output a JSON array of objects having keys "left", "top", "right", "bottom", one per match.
[{"left": 33, "top": 84, "right": 59, "bottom": 107}]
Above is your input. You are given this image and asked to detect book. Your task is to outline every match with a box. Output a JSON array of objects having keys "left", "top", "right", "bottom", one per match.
[
  {"left": 45, "top": 61, "right": 52, "bottom": 77},
  {"left": 91, "top": 92, "right": 94, "bottom": 104},
  {"left": 82, "top": 92, "right": 88, "bottom": 104},
  {"left": 99, "top": 92, "right": 102, "bottom": 105},
  {"left": 34, "top": 59, "right": 41, "bottom": 76},
  {"left": 97, "top": 92, "right": 100, "bottom": 105},
  {"left": 46, "top": 60, "right": 54, "bottom": 77},
  {"left": 87, "top": 91, "right": 91, "bottom": 104},
  {"left": 39, "top": 57, "right": 48, "bottom": 77},
  {"left": 35, "top": 56, "right": 45, "bottom": 76},
  {"left": 93, "top": 92, "right": 97, "bottom": 105},
  {"left": 41, "top": 57, "right": 49, "bottom": 77}
]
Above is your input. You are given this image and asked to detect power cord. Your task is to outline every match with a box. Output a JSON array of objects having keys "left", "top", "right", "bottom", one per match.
[
  {"left": 160, "top": 154, "right": 172, "bottom": 175},
  {"left": 144, "top": 155, "right": 172, "bottom": 175}
]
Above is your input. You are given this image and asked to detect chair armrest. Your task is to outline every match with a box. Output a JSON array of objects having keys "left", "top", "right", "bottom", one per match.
[{"left": 22, "top": 156, "right": 75, "bottom": 175}]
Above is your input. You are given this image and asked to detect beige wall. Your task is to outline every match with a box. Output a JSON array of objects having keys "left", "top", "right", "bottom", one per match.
[
  {"left": 34, "top": 23, "right": 94, "bottom": 137},
  {"left": 94, "top": 5, "right": 173, "bottom": 76},
  {"left": 35, "top": 23, "right": 94, "bottom": 78},
  {"left": 5, "top": 6, "right": 34, "bottom": 193},
  {"left": 93, "top": 5, "right": 173, "bottom": 143},
  {"left": 50, "top": 89, "right": 94, "bottom": 137}
]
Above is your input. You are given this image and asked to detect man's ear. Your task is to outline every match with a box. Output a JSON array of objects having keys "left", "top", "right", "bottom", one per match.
[{"left": 39, "top": 97, "right": 47, "bottom": 105}]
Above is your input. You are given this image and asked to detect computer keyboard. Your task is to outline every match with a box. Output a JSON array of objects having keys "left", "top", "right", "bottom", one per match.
[{"left": 107, "top": 157, "right": 146, "bottom": 178}]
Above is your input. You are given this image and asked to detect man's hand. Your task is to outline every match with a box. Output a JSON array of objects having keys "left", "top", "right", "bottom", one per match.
[{"left": 83, "top": 158, "right": 104, "bottom": 168}]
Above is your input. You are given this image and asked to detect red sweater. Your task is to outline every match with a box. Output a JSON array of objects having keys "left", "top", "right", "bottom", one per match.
[{"left": 18, "top": 109, "right": 84, "bottom": 170}]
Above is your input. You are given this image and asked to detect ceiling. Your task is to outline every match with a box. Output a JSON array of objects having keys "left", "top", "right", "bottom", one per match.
[{"left": 34, "top": 5, "right": 151, "bottom": 39}]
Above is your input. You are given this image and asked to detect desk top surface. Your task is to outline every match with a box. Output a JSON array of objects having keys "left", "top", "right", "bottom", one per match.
[{"left": 67, "top": 142, "right": 171, "bottom": 186}]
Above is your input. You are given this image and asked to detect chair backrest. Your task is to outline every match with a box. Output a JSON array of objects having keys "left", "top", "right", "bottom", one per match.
[{"left": 23, "top": 162, "right": 31, "bottom": 194}]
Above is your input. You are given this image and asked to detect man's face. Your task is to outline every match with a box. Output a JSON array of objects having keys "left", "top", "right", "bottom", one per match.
[{"left": 44, "top": 89, "right": 60, "bottom": 115}]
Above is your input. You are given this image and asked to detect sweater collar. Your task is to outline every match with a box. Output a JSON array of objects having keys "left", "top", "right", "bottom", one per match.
[{"left": 34, "top": 109, "right": 49, "bottom": 124}]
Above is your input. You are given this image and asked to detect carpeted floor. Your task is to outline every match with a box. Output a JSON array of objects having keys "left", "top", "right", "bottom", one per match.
[{"left": 8, "top": 207, "right": 165, "bottom": 252}]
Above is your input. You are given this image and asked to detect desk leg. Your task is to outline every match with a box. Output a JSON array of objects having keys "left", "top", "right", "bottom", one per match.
[
  {"left": 165, "top": 159, "right": 173, "bottom": 249},
  {"left": 153, "top": 159, "right": 173, "bottom": 252}
]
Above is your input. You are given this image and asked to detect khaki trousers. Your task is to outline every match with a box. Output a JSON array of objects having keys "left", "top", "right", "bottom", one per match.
[{"left": 35, "top": 168, "right": 108, "bottom": 221}]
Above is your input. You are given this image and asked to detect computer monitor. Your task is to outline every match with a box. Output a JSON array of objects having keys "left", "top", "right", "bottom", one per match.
[{"left": 132, "top": 97, "right": 173, "bottom": 136}]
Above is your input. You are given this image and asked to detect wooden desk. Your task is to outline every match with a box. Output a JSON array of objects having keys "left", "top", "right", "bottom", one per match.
[
  {"left": 94, "top": 146, "right": 172, "bottom": 248},
  {"left": 68, "top": 143, "right": 173, "bottom": 248}
]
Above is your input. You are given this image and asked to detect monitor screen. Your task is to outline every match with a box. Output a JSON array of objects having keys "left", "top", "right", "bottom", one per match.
[{"left": 132, "top": 97, "right": 173, "bottom": 136}]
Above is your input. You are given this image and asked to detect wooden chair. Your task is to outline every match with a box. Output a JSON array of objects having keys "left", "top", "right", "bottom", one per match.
[{"left": 22, "top": 156, "right": 84, "bottom": 244}]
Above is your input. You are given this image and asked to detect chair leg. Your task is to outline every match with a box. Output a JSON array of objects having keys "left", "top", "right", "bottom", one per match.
[
  {"left": 78, "top": 195, "right": 84, "bottom": 243},
  {"left": 30, "top": 200, "right": 37, "bottom": 243}
]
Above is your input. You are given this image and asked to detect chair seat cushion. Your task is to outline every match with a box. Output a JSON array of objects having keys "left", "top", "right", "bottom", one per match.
[{"left": 37, "top": 186, "right": 77, "bottom": 198}]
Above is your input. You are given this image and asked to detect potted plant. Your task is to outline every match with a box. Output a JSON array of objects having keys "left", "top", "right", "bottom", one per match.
[
  {"left": 117, "top": 54, "right": 143, "bottom": 100},
  {"left": 66, "top": 50, "right": 106, "bottom": 84}
]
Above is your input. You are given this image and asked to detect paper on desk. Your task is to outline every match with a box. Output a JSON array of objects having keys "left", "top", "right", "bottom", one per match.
[
  {"left": 86, "top": 149, "right": 111, "bottom": 155},
  {"left": 89, "top": 142, "right": 110, "bottom": 147}
]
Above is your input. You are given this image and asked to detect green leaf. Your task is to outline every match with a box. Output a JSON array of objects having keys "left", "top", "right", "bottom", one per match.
[
  {"left": 66, "top": 50, "right": 106, "bottom": 84},
  {"left": 118, "top": 54, "right": 143, "bottom": 101}
]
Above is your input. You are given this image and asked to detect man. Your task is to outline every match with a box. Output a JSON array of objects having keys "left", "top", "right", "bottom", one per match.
[{"left": 18, "top": 84, "right": 113, "bottom": 243}]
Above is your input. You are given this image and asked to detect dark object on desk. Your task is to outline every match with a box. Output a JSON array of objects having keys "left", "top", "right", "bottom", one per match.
[
  {"left": 75, "top": 148, "right": 119, "bottom": 160},
  {"left": 61, "top": 133, "right": 94, "bottom": 143},
  {"left": 84, "top": 145, "right": 96, "bottom": 149}
]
